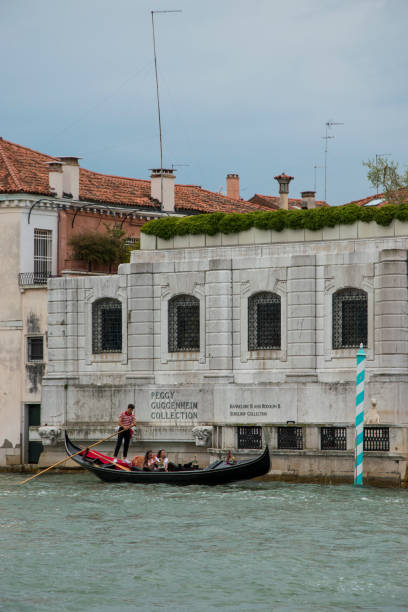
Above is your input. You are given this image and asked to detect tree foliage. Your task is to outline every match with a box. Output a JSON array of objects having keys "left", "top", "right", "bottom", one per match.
[
  {"left": 69, "top": 225, "right": 138, "bottom": 270},
  {"left": 363, "top": 156, "right": 408, "bottom": 204}
]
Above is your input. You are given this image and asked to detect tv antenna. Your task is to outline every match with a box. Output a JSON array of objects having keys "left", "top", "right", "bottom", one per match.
[
  {"left": 313, "top": 164, "right": 323, "bottom": 193},
  {"left": 322, "top": 120, "right": 343, "bottom": 203},
  {"left": 170, "top": 162, "right": 190, "bottom": 170},
  {"left": 151, "top": 9, "right": 182, "bottom": 210},
  {"left": 375, "top": 153, "right": 391, "bottom": 194}
]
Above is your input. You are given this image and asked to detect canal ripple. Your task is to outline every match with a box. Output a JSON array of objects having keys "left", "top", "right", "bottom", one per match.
[{"left": 0, "top": 473, "right": 407, "bottom": 611}]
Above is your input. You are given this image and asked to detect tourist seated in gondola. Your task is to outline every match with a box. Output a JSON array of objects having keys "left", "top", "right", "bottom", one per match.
[
  {"left": 154, "top": 449, "right": 169, "bottom": 471},
  {"left": 143, "top": 449, "right": 156, "bottom": 471}
]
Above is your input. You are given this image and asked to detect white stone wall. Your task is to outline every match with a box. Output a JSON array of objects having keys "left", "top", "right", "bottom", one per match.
[{"left": 43, "top": 231, "right": 408, "bottom": 437}]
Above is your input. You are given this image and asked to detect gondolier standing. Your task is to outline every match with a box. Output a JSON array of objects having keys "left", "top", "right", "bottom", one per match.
[{"left": 113, "top": 404, "right": 136, "bottom": 462}]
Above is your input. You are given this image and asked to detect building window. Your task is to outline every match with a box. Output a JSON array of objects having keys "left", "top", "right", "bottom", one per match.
[
  {"left": 321, "top": 427, "right": 347, "bottom": 450},
  {"left": 92, "top": 299, "right": 122, "bottom": 353},
  {"left": 248, "top": 292, "right": 281, "bottom": 350},
  {"left": 332, "top": 288, "right": 367, "bottom": 349},
  {"left": 364, "top": 426, "right": 390, "bottom": 451},
  {"left": 168, "top": 294, "right": 200, "bottom": 352},
  {"left": 237, "top": 426, "right": 263, "bottom": 449},
  {"left": 277, "top": 426, "right": 303, "bottom": 450},
  {"left": 27, "top": 337, "right": 44, "bottom": 362},
  {"left": 34, "top": 229, "right": 52, "bottom": 283}
]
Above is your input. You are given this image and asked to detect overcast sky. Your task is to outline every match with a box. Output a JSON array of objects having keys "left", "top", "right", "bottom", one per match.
[{"left": 1, "top": 0, "right": 407, "bottom": 205}]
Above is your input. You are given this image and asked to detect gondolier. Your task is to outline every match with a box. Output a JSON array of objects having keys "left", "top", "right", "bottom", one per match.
[{"left": 113, "top": 404, "right": 136, "bottom": 462}]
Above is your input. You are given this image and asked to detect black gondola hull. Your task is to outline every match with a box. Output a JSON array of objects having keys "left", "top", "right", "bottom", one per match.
[{"left": 64, "top": 432, "right": 270, "bottom": 485}]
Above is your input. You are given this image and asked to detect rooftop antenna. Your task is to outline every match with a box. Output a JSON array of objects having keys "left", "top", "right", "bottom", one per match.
[
  {"left": 375, "top": 153, "right": 391, "bottom": 194},
  {"left": 313, "top": 164, "right": 323, "bottom": 193},
  {"left": 170, "top": 162, "right": 190, "bottom": 170},
  {"left": 322, "top": 120, "right": 343, "bottom": 203},
  {"left": 151, "top": 9, "right": 182, "bottom": 210}
]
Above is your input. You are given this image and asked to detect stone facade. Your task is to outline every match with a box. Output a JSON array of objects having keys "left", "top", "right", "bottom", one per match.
[{"left": 41, "top": 222, "right": 408, "bottom": 484}]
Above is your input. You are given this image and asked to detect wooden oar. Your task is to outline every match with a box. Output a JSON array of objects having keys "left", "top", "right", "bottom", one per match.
[
  {"left": 89, "top": 449, "right": 131, "bottom": 472},
  {"left": 19, "top": 427, "right": 132, "bottom": 484}
]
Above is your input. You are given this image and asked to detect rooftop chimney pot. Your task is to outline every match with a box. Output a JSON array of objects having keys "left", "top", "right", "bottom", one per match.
[
  {"left": 58, "top": 156, "right": 81, "bottom": 200},
  {"left": 274, "top": 172, "right": 294, "bottom": 209},
  {"left": 150, "top": 168, "right": 176, "bottom": 212},
  {"left": 226, "top": 173, "right": 240, "bottom": 200},
  {"left": 301, "top": 190, "right": 316, "bottom": 209}
]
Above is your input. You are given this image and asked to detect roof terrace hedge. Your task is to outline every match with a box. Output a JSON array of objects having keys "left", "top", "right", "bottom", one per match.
[{"left": 141, "top": 203, "right": 408, "bottom": 240}]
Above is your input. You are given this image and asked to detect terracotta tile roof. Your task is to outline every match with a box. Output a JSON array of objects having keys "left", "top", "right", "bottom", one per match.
[
  {"left": 249, "top": 193, "right": 328, "bottom": 209},
  {"left": 0, "top": 137, "right": 278, "bottom": 214},
  {"left": 341, "top": 192, "right": 408, "bottom": 207}
]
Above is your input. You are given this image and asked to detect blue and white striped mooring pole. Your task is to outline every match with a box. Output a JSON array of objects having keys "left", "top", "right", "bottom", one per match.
[{"left": 354, "top": 343, "right": 366, "bottom": 486}]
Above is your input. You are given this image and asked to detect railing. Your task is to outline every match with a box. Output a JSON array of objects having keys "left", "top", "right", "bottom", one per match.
[
  {"left": 237, "top": 426, "right": 262, "bottom": 449},
  {"left": 364, "top": 426, "right": 390, "bottom": 451},
  {"left": 277, "top": 426, "right": 303, "bottom": 450},
  {"left": 18, "top": 272, "right": 52, "bottom": 287},
  {"left": 321, "top": 427, "right": 347, "bottom": 450}
]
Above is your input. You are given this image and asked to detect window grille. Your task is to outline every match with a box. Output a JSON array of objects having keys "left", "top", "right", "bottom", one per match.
[
  {"left": 321, "top": 427, "right": 347, "bottom": 450},
  {"left": 332, "top": 288, "right": 367, "bottom": 349},
  {"left": 27, "top": 337, "right": 44, "bottom": 362},
  {"left": 237, "top": 426, "right": 263, "bottom": 449},
  {"left": 364, "top": 426, "right": 389, "bottom": 451},
  {"left": 34, "top": 229, "right": 52, "bottom": 283},
  {"left": 277, "top": 426, "right": 303, "bottom": 450},
  {"left": 248, "top": 292, "right": 281, "bottom": 350},
  {"left": 92, "top": 299, "right": 122, "bottom": 353},
  {"left": 168, "top": 294, "right": 200, "bottom": 352}
]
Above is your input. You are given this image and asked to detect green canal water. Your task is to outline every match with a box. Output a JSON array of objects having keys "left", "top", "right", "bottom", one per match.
[{"left": 1, "top": 473, "right": 407, "bottom": 612}]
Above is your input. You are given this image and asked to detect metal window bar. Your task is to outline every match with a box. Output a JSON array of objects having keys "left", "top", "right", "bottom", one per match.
[
  {"left": 168, "top": 295, "right": 200, "bottom": 352},
  {"left": 34, "top": 229, "right": 52, "bottom": 282},
  {"left": 363, "top": 426, "right": 390, "bottom": 451},
  {"left": 27, "top": 337, "right": 44, "bottom": 362},
  {"left": 18, "top": 272, "right": 52, "bottom": 286},
  {"left": 92, "top": 299, "right": 122, "bottom": 353},
  {"left": 248, "top": 292, "right": 281, "bottom": 350},
  {"left": 237, "top": 426, "right": 263, "bottom": 449},
  {"left": 321, "top": 427, "right": 347, "bottom": 450},
  {"left": 332, "top": 288, "right": 367, "bottom": 349},
  {"left": 277, "top": 426, "right": 303, "bottom": 450}
]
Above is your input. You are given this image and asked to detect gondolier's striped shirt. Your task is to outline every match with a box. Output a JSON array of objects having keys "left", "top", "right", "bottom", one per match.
[{"left": 120, "top": 411, "right": 134, "bottom": 427}]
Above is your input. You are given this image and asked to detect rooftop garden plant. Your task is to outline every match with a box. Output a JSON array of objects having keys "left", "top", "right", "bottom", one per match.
[{"left": 141, "top": 202, "right": 408, "bottom": 241}]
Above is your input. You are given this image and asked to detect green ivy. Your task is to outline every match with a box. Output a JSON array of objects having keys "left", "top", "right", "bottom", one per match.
[{"left": 141, "top": 203, "right": 408, "bottom": 240}]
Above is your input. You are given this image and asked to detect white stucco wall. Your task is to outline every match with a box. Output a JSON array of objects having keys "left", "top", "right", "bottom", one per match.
[{"left": 0, "top": 199, "right": 57, "bottom": 465}]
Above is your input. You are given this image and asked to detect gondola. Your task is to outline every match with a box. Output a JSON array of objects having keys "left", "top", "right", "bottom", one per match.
[{"left": 64, "top": 431, "right": 270, "bottom": 485}]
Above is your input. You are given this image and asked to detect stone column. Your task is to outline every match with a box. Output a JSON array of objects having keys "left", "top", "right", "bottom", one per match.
[
  {"left": 206, "top": 258, "right": 233, "bottom": 374},
  {"left": 127, "top": 263, "right": 154, "bottom": 372},
  {"left": 286, "top": 255, "right": 316, "bottom": 373},
  {"left": 375, "top": 249, "right": 408, "bottom": 370}
]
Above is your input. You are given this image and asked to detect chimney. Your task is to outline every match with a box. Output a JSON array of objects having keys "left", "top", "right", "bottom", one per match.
[
  {"left": 150, "top": 168, "right": 176, "bottom": 212},
  {"left": 274, "top": 172, "right": 294, "bottom": 210},
  {"left": 58, "top": 156, "right": 81, "bottom": 200},
  {"left": 301, "top": 191, "right": 316, "bottom": 209},
  {"left": 45, "top": 161, "right": 64, "bottom": 198},
  {"left": 226, "top": 173, "right": 240, "bottom": 200}
]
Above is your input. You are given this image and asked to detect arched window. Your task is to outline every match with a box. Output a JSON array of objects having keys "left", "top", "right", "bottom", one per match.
[
  {"left": 168, "top": 294, "right": 200, "bottom": 352},
  {"left": 248, "top": 292, "right": 281, "bottom": 350},
  {"left": 332, "top": 288, "right": 367, "bottom": 349},
  {"left": 92, "top": 298, "right": 122, "bottom": 353}
]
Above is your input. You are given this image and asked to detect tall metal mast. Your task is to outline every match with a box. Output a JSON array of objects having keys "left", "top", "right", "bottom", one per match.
[
  {"left": 151, "top": 10, "right": 181, "bottom": 210},
  {"left": 322, "top": 120, "right": 343, "bottom": 203}
]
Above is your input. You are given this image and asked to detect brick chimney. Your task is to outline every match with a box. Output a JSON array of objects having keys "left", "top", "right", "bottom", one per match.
[
  {"left": 226, "top": 173, "right": 240, "bottom": 200},
  {"left": 58, "top": 156, "right": 81, "bottom": 200},
  {"left": 150, "top": 168, "right": 176, "bottom": 212},
  {"left": 45, "top": 161, "right": 64, "bottom": 198},
  {"left": 274, "top": 172, "right": 294, "bottom": 210},
  {"left": 301, "top": 191, "right": 316, "bottom": 209}
]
